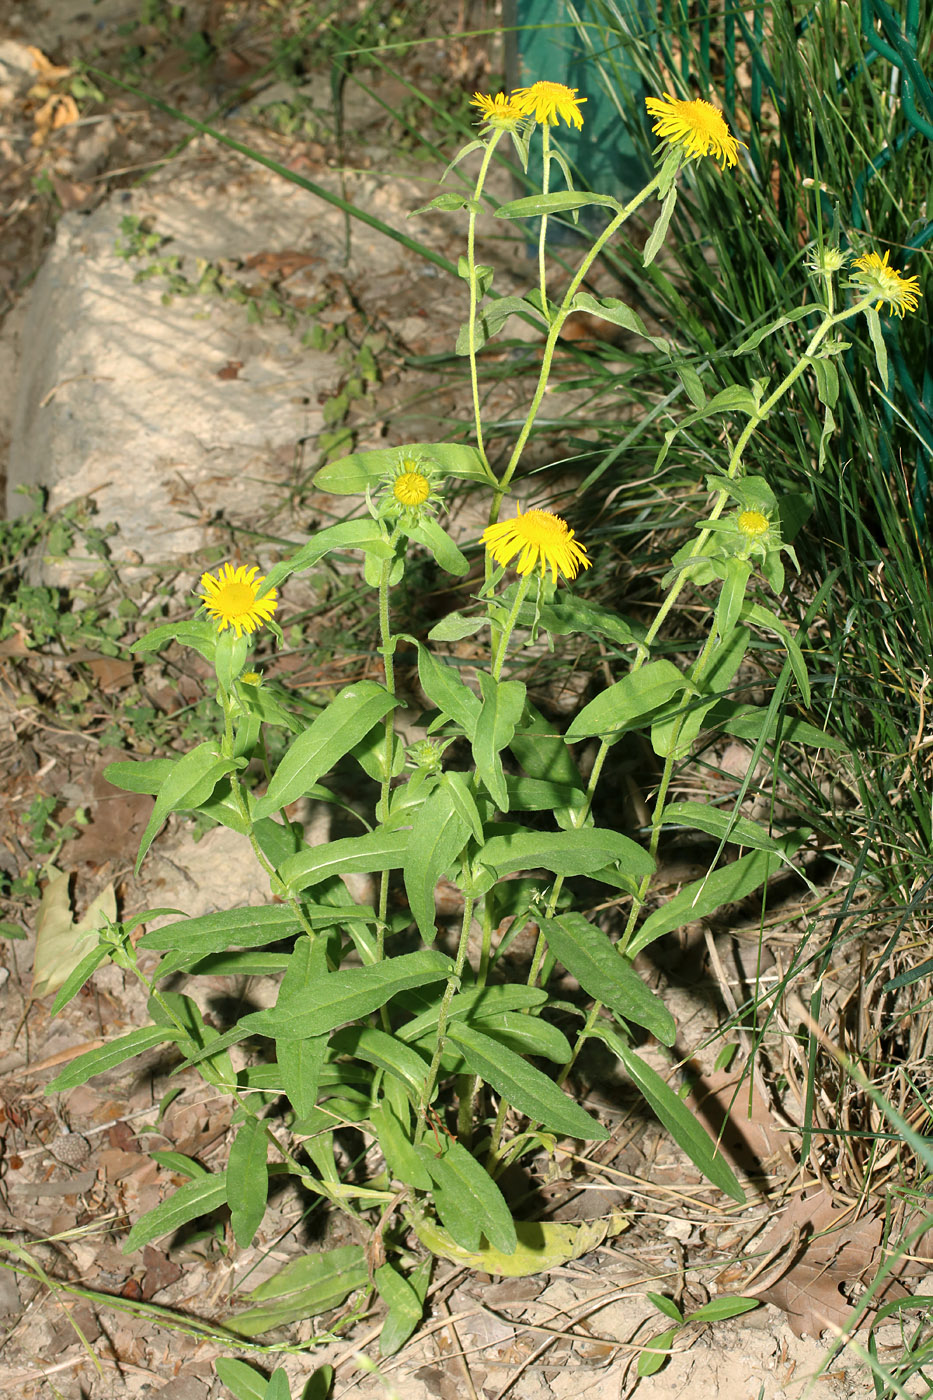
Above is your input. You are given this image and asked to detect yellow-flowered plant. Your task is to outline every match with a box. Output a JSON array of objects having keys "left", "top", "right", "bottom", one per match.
[{"left": 63, "top": 65, "right": 923, "bottom": 1342}]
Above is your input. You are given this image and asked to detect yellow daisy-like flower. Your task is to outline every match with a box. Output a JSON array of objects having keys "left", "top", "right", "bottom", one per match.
[
  {"left": 851, "top": 249, "right": 922, "bottom": 318},
  {"left": 394, "top": 469, "right": 432, "bottom": 508},
  {"left": 511, "top": 81, "right": 586, "bottom": 130},
  {"left": 198, "top": 563, "right": 278, "bottom": 639},
  {"left": 471, "top": 91, "right": 525, "bottom": 130},
  {"left": 481, "top": 508, "right": 591, "bottom": 583},
  {"left": 737, "top": 508, "right": 770, "bottom": 540},
  {"left": 644, "top": 92, "right": 743, "bottom": 169}
]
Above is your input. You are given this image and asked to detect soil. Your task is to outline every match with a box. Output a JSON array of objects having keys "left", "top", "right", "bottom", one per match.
[{"left": 0, "top": 4, "right": 930, "bottom": 1399}]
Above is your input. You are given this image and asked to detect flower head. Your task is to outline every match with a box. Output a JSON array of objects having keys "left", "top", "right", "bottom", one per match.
[
  {"left": 851, "top": 249, "right": 922, "bottom": 318},
  {"left": 737, "top": 508, "right": 770, "bottom": 541},
  {"left": 378, "top": 453, "right": 444, "bottom": 522},
  {"left": 198, "top": 563, "right": 278, "bottom": 638},
  {"left": 645, "top": 92, "right": 743, "bottom": 169},
  {"left": 511, "top": 81, "right": 586, "bottom": 130},
  {"left": 481, "top": 507, "right": 591, "bottom": 583},
  {"left": 806, "top": 245, "right": 847, "bottom": 278},
  {"left": 471, "top": 91, "right": 525, "bottom": 131}
]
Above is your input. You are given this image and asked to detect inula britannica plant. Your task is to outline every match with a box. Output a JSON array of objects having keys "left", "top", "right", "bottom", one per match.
[{"left": 48, "top": 76, "right": 921, "bottom": 1353}]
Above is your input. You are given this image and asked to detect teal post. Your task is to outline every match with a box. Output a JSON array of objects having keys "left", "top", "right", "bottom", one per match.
[{"left": 505, "top": 0, "right": 654, "bottom": 207}]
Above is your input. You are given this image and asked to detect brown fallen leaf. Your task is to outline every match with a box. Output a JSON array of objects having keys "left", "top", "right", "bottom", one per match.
[
  {"left": 749, "top": 1187, "right": 910, "bottom": 1337},
  {"left": 682, "top": 1063, "right": 798, "bottom": 1176}
]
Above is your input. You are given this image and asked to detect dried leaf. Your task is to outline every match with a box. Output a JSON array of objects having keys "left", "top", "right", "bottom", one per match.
[
  {"left": 752, "top": 1188, "right": 908, "bottom": 1337},
  {"left": 31, "top": 868, "right": 116, "bottom": 1000}
]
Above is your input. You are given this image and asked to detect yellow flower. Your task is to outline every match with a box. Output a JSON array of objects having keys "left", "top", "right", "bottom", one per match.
[
  {"left": 471, "top": 91, "right": 525, "bottom": 130},
  {"left": 511, "top": 81, "right": 586, "bottom": 130},
  {"left": 644, "top": 92, "right": 743, "bottom": 169},
  {"left": 852, "top": 249, "right": 922, "bottom": 318},
  {"left": 198, "top": 563, "right": 278, "bottom": 639},
  {"left": 737, "top": 508, "right": 770, "bottom": 540},
  {"left": 481, "top": 508, "right": 591, "bottom": 583},
  {"left": 393, "top": 469, "right": 432, "bottom": 508}
]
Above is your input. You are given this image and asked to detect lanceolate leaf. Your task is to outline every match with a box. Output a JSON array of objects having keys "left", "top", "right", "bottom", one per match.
[
  {"left": 539, "top": 912, "right": 675, "bottom": 1045},
  {"left": 47, "top": 1024, "right": 189, "bottom": 1092},
  {"left": 230, "top": 1246, "right": 368, "bottom": 1335},
  {"left": 227, "top": 1115, "right": 269, "bottom": 1248},
  {"left": 593, "top": 1029, "right": 744, "bottom": 1202},
  {"left": 420, "top": 1138, "right": 517, "bottom": 1254},
  {"left": 569, "top": 292, "right": 669, "bottom": 351},
  {"left": 135, "top": 743, "right": 238, "bottom": 872},
  {"left": 472, "top": 674, "right": 526, "bottom": 811},
  {"left": 312, "top": 442, "right": 491, "bottom": 495},
  {"left": 445, "top": 1022, "right": 609, "bottom": 1141},
  {"left": 241, "top": 951, "right": 455, "bottom": 1040},
  {"left": 565, "top": 660, "right": 689, "bottom": 742},
  {"left": 627, "top": 847, "right": 783, "bottom": 958},
  {"left": 278, "top": 829, "right": 410, "bottom": 893},
  {"left": 329, "top": 1026, "right": 431, "bottom": 1102},
  {"left": 124, "top": 1172, "right": 228, "bottom": 1253},
  {"left": 477, "top": 826, "right": 653, "bottom": 883},
  {"left": 396, "top": 984, "right": 547, "bottom": 1043},
  {"left": 259, "top": 519, "right": 395, "bottom": 593},
  {"left": 660, "top": 801, "right": 784, "bottom": 854},
  {"left": 276, "top": 935, "right": 329, "bottom": 1117},
  {"left": 403, "top": 784, "right": 470, "bottom": 942},
  {"left": 416, "top": 643, "right": 481, "bottom": 738},
  {"left": 253, "top": 682, "right": 397, "bottom": 818}
]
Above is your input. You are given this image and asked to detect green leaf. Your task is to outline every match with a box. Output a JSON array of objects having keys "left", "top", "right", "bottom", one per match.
[
  {"left": 503, "top": 776, "right": 585, "bottom": 813},
  {"left": 416, "top": 643, "right": 481, "bottom": 738},
  {"left": 477, "top": 826, "right": 653, "bottom": 884},
  {"left": 627, "top": 848, "right": 781, "bottom": 958},
  {"left": 445, "top": 1022, "right": 609, "bottom": 1140},
  {"left": 593, "top": 1031, "right": 744, "bottom": 1202},
  {"left": 135, "top": 742, "right": 238, "bottom": 872},
  {"left": 473, "top": 1012, "right": 571, "bottom": 1062},
  {"left": 539, "top": 912, "right": 675, "bottom": 1045},
  {"left": 230, "top": 1246, "right": 367, "bottom": 1336},
  {"left": 642, "top": 183, "right": 677, "bottom": 266},
  {"left": 370, "top": 1100, "right": 432, "bottom": 1190},
  {"left": 227, "top": 1115, "right": 269, "bottom": 1248},
  {"left": 534, "top": 595, "right": 644, "bottom": 648},
  {"left": 420, "top": 1138, "right": 517, "bottom": 1254},
  {"left": 253, "top": 681, "right": 397, "bottom": 819},
  {"left": 242, "top": 951, "right": 455, "bottom": 1040},
  {"left": 264, "top": 1372, "right": 292, "bottom": 1400},
  {"left": 427, "top": 611, "right": 486, "bottom": 642},
  {"left": 49, "top": 944, "right": 111, "bottom": 1017},
  {"left": 741, "top": 603, "right": 811, "bottom": 705},
  {"left": 47, "top": 1024, "right": 188, "bottom": 1092},
  {"left": 443, "top": 770, "right": 485, "bottom": 845},
  {"left": 132, "top": 619, "right": 216, "bottom": 663},
  {"left": 569, "top": 292, "right": 669, "bottom": 352},
  {"left": 638, "top": 1326, "right": 677, "bottom": 1377},
  {"left": 472, "top": 674, "right": 526, "bottom": 811},
  {"left": 661, "top": 802, "right": 784, "bottom": 854},
  {"left": 397, "top": 984, "right": 547, "bottom": 1043},
  {"left": 313, "top": 442, "right": 491, "bottom": 495},
  {"left": 302, "top": 1366, "right": 334, "bottom": 1400},
  {"left": 707, "top": 701, "right": 845, "bottom": 750},
  {"left": 455, "top": 296, "right": 543, "bottom": 354},
  {"left": 509, "top": 700, "right": 584, "bottom": 788},
  {"left": 124, "top": 1172, "right": 227, "bottom": 1253},
  {"left": 276, "top": 936, "right": 329, "bottom": 1117},
  {"left": 732, "top": 305, "right": 820, "bottom": 354},
  {"left": 494, "top": 190, "right": 621, "bottom": 218},
  {"left": 377, "top": 1259, "right": 429, "bottom": 1357},
  {"left": 403, "top": 784, "right": 471, "bottom": 942},
  {"left": 329, "top": 1026, "right": 430, "bottom": 1102},
  {"left": 677, "top": 363, "right": 706, "bottom": 408},
  {"left": 104, "top": 757, "right": 173, "bottom": 795},
  {"left": 261, "top": 519, "right": 394, "bottom": 593},
  {"left": 647, "top": 1292, "right": 684, "bottom": 1322},
  {"left": 686, "top": 1297, "right": 759, "bottom": 1322},
  {"left": 565, "top": 660, "right": 689, "bottom": 741},
  {"left": 864, "top": 305, "right": 889, "bottom": 390},
  {"left": 214, "top": 1357, "right": 270, "bottom": 1400},
  {"left": 278, "top": 828, "right": 410, "bottom": 893},
  {"left": 458, "top": 254, "right": 494, "bottom": 296},
  {"left": 410, "top": 191, "right": 480, "bottom": 215},
  {"left": 401, "top": 516, "right": 469, "bottom": 576}
]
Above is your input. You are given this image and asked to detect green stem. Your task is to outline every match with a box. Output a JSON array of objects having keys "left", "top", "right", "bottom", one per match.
[
  {"left": 537, "top": 123, "right": 551, "bottom": 324},
  {"left": 490, "top": 572, "right": 533, "bottom": 680},
  {"left": 467, "top": 130, "right": 504, "bottom": 469},
  {"left": 488, "top": 171, "right": 662, "bottom": 529},
  {"left": 420, "top": 895, "right": 475, "bottom": 1120},
  {"left": 376, "top": 528, "right": 403, "bottom": 960},
  {"left": 526, "top": 736, "right": 612, "bottom": 988}
]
